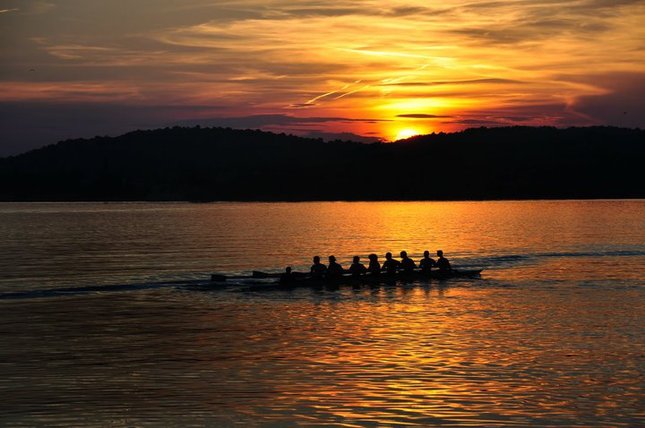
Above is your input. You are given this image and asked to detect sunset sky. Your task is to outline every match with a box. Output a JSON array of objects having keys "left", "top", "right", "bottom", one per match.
[{"left": 1, "top": 0, "right": 644, "bottom": 155}]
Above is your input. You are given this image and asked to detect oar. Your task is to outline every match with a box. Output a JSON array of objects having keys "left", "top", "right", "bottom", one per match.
[
  {"left": 252, "top": 271, "right": 282, "bottom": 278},
  {"left": 209, "top": 273, "right": 258, "bottom": 282},
  {"left": 252, "top": 270, "right": 309, "bottom": 278},
  {"left": 210, "top": 270, "right": 305, "bottom": 282}
]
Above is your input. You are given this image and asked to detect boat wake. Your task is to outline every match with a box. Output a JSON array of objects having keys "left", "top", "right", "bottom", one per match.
[{"left": 459, "top": 249, "right": 645, "bottom": 270}]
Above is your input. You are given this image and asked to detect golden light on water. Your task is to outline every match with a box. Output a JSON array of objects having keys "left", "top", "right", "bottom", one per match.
[{"left": 0, "top": 201, "right": 643, "bottom": 425}]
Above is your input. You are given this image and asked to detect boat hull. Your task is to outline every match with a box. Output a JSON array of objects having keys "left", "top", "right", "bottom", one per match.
[{"left": 275, "top": 269, "right": 483, "bottom": 288}]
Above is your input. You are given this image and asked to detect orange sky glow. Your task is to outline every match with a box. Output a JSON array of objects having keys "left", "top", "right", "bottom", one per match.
[{"left": 1, "top": 0, "right": 644, "bottom": 154}]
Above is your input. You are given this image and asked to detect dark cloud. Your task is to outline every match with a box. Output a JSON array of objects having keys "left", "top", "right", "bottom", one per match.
[
  {"left": 574, "top": 0, "right": 644, "bottom": 13},
  {"left": 569, "top": 72, "right": 645, "bottom": 128},
  {"left": 175, "top": 114, "right": 390, "bottom": 129},
  {"left": 441, "top": 101, "right": 592, "bottom": 128},
  {"left": 499, "top": 116, "right": 535, "bottom": 122},
  {"left": 273, "top": 7, "right": 363, "bottom": 18},
  {"left": 446, "top": 0, "right": 627, "bottom": 45},
  {"left": 381, "top": 6, "right": 432, "bottom": 17},
  {"left": 448, "top": 119, "right": 507, "bottom": 126},
  {"left": 396, "top": 114, "right": 452, "bottom": 119}
]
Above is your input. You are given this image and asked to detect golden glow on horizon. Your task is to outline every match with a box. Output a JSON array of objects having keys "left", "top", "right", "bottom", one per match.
[{"left": 395, "top": 129, "right": 422, "bottom": 141}]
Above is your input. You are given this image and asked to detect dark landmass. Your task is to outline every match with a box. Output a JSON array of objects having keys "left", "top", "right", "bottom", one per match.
[{"left": 0, "top": 126, "right": 643, "bottom": 201}]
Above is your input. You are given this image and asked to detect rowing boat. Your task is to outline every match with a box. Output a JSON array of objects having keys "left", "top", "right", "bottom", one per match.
[
  {"left": 209, "top": 268, "right": 483, "bottom": 287},
  {"left": 280, "top": 269, "right": 482, "bottom": 286}
]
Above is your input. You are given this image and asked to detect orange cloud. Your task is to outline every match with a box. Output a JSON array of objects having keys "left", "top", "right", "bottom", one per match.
[{"left": 0, "top": 0, "right": 644, "bottom": 152}]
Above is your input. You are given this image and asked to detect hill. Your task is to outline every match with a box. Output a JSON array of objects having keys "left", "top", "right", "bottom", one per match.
[{"left": 0, "top": 126, "right": 643, "bottom": 201}]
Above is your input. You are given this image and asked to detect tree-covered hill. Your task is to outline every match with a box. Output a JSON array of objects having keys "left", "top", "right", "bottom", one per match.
[{"left": 0, "top": 126, "right": 643, "bottom": 201}]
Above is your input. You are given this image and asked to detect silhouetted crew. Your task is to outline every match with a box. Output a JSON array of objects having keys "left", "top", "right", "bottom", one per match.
[
  {"left": 327, "top": 255, "right": 344, "bottom": 278},
  {"left": 367, "top": 253, "right": 381, "bottom": 275},
  {"left": 382, "top": 252, "right": 400, "bottom": 274},
  {"left": 348, "top": 256, "right": 367, "bottom": 277},
  {"left": 436, "top": 250, "right": 451, "bottom": 272},
  {"left": 399, "top": 251, "right": 417, "bottom": 273},
  {"left": 419, "top": 250, "right": 436, "bottom": 273},
  {"left": 280, "top": 266, "right": 294, "bottom": 284},
  {"left": 310, "top": 255, "right": 327, "bottom": 278}
]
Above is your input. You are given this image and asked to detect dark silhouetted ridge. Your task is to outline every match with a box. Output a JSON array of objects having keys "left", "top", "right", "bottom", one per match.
[{"left": 0, "top": 126, "right": 643, "bottom": 201}]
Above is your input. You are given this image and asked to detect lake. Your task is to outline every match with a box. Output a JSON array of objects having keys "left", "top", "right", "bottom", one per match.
[{"left": 1, "top": 200, "right": 643, "bottom": 426}]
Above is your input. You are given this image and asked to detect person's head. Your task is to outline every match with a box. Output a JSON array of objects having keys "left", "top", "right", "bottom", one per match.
[
  {"left": 437, "top": 250, "right": 444, "bottom": 257},
  {"left": 285, "top": 266, "right": 292, "bottom": 273},
  {"left": 400, "top": 250, "right": 408, "bottom": 259},
  {"left": 423, "top": 250, "right": 430, "bottom": 258},
  {"left": 368, "top": 253, "right": 377, "bottom": 261},
  {"left": 385, "top": 252, "right": 392, "bottom": 260},
  {"left": 313, "top": 255, "right": 321, "bottom": 264},
  {"left": 328, "top": 255, "right": 336, "bottom": 263},
  {"left": 353, "top": 255, "right": 360, "bottom": 263}
]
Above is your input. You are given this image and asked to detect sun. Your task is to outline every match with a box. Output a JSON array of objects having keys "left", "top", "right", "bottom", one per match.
[{"left": 395, "top": 128, "right": 421, "bottom": 141}]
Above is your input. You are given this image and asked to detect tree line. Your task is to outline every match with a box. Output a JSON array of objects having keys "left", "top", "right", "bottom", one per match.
[{"left": 0, "top": 126, "right": 643, "bottom": 201}]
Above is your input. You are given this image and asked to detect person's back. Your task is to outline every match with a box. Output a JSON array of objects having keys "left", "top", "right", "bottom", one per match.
[
  {"left": 348, "top": 256, "right": 367, "bottom": 277},
  {"left": 399, "top": 250, "right": 416, "bottom": 273},
  {"left": 419, "top": 250, "right": 436, "bottom": 273},
  {"left": 310, "top": 255, "right": 327, "bottom": 278},
  {"left": 436, "top": 250, "right": 451, "bottom": 271},
  {"left": 367, "top": 253, "right": 381, "bottom": 275},
  {"left": 327, "top": 255, "right": 344, "bottom": 278},
  {"left": 382, "top": 252, "right": 400, "bottom": 274}
]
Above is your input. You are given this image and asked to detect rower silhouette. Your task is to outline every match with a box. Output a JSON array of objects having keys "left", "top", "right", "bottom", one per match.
[
  {"left": 348, "top": 255, "right": 367, "bottom": 277},
  {"left": 310, "top": 255, "right": 327, "bottom": 278},
  {"left": 419, "top": 250, "right": 436, "bottom": 273},
  {"left": 382, "top": 252, "right": 400, "bottom": 275},
  {"left": 327, "top": 255, "right": 344, "bottom": 278},
  {"left": 436, "top": 250, "right": 451, "bottom": 272},
  {"left": 399, "top": 250, "right": 416, "bottom": 273},
  {"left": 367, "top": 253, "right": 381, "bottom": 275}
]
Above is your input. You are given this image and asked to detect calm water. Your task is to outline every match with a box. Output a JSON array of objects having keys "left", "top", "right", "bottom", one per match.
[{"left": 0, "top": 201, "right": 643, "bottom": 426}]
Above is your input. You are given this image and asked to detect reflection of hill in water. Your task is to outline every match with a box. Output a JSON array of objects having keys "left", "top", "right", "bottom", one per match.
[{"left": 1, "top": 126, "right": 643, "bottom": 201}]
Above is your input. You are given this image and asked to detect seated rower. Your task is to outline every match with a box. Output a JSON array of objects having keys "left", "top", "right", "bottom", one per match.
[
  {"left": 382, "top": 252, "right": 400, "bottom": 275},
  {"left": 399, "top": 250, "right": 417, "bottom": 273},
  {"left": 327, "top": 255, "right": 344, "bottom": 278},
  {"left": 348, "top": 255, "right": 367, "bottom": 277},
  {"left": 310, "top": 255, "right": 327, "bottom": 278},
  {"left": 280, "top": 266, "right": 294, "bottom": 283},
  {"left": 436, "top": 250, "right": 452, "bottom": 272},
  {"left": 419, "top": 250, "right": 436, "bottom": 273},
  {"left": 367, "top": 253, "right": 381, "bottom": 275}
]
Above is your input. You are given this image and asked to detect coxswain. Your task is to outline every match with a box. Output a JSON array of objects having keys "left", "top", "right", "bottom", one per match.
[
  {"left": 382, "top": 252, "right": 400, "bottom": 275},
  {"left": 280, "top": 266, "right": 294, "bottom": 284},
  {"left": 327, "top": 255, "right": 344, "bottom": 278},
  {"left": 310, "top": 255, "right": 327, "bottom": 278},
  {"left": 436, "top": 250, "right": 452, "bottom": 272},
  {"left": 348, "top": 255, "right": 367, "bottom": 277},
  {"left": 419, "top": 250, "right": 436, "bottom": 273},
  {"left": 367, "top": 253, "right": 381, "bottom": 275},
  {"left": 399, "top": 250, "right": 417, "bottom": 273}
]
